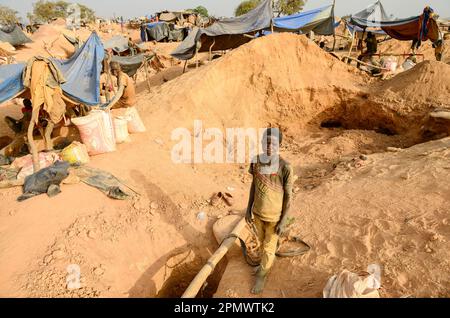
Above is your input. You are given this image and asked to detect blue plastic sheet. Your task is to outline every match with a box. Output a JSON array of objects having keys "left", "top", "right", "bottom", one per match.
[
  {"left": 0, "top": 63, "right": 26, "bottom": 104},
  {"left": 52, "top": 32, "right": 104, "bottom": 105},
  {"left": 0, "top": 32, "right": 104, "bottom": 106},
  {"left": 272, "top": 5, "right": 335, "bottom": 35},
  {"left": 346, "top": 23, "right": 387, "bottom": 35},
  {"left": 274, "top": 6, "right": 330, "bottom": 29}
]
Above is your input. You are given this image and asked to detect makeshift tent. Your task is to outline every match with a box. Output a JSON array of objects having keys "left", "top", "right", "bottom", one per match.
[
  {"left": 140, "top": 22, "right": 188, "bottom": 42},
  {"left": 351, "top": 0, "right": 391, "bottom": 23},
  {"left": 0, "top": 32, "right": 104, "bottom": 106},
  {"left": 140, "top": 22, "right": 164, "bottom": 41},
  {"left": 104, "top": 35, "right": 129, "bottom": 53},
  {"left": 111, "top": 54, "right": 145, "bottom": 77},
  {"left": 171, "top": 0, "right": 273, "bottom": 60},
  {"left": 272, "top": 5, "right": 336, "bottom": 35},
  {"left": 345, "top": 1, "right": 390, "bottom": 37},
  {"left": 346, "top": 24, "right": 386, "bottom": 36},
  {"left": 0, "top": 25, "right": 32, "bottom": 47},
  {"left": 349, "top": 4, "right": 440, "bottom": 43}
]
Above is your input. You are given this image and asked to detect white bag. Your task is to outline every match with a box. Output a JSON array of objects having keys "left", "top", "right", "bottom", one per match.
[
  {"left": 125, "top": 107, "right": 146, "bottom": 133},
  {"left": 72, "top": 110, "right": 116, "bottom": 155},
  {"left": 323, "top": 264, "right": 381, "bottom": 298},
  {"left": 113, "top": 116, "right": 131, "bottom": 144}
]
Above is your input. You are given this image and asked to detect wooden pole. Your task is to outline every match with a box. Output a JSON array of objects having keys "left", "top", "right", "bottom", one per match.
[
  {"left": 181, "top": 217, "right": 247, "bottom": 298},
  {"left": 27, "top": 108, "right": 40, "bottom": 172},
  {"left": 332, "top": 0, "right": 337, "bottom": 52},
  {"left": 345, "top": 29, "right": 356, "bottom": 63},
  {"left": 343, "top": 55, "right": 390, "bottom": 71},
  {"left": 209, "top": 39, "right": 216, "bottom": 61}
]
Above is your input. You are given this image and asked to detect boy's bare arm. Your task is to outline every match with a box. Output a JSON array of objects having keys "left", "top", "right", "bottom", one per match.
[{"left": 245, "top": 178, "right": 255, "bottom": 223}]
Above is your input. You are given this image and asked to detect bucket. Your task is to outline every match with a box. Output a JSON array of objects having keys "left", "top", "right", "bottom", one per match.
[
  {"left": 113, "top": 116, "right": 131, "bottom": 143},
  {"left": 72, "top": 110, "right": 116, "bottom": 155},
  {"left": 125, "top": 107, "right": 146, "bottom": 133},
  {"left": 60, "top": 141, "right": 90, "bottom": 165}
]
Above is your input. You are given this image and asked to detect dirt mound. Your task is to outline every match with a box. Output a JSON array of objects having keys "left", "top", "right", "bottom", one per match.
[
  {"left": 13, "top": 24, "right": 95, "bottom": 61},
  {"left": 377, "top": 60, "right": 450, "bottom": 106},
  {"left": 378, "top": 38, "right": 450, "bottom": 64},
  {"left": 141, "top": 33, "right": 368, "bottom": 137}
]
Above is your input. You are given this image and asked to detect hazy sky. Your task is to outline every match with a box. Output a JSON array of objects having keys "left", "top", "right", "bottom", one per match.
[{"left": 2, "top": 0, "right": 449, "bottom": 20}]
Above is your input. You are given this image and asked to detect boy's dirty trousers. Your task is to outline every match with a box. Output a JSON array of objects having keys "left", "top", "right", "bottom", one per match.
[{"left": 253, "top": 215, "right": 279, "bottom": 274}]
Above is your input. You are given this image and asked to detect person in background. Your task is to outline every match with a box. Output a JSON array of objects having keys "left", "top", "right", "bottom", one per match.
[
  {"left": 357, "top": 32, "right": 381, "bottom": 74},
  {"left": 110, "top": 62, "right": 136, "bottom": 109},
  {"left": 4, "top": 99, "right": 33, "bottom": 134}
]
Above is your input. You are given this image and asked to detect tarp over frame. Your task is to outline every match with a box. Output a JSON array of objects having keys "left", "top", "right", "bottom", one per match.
[
  {"left": 140, "top": 22, "right": 187, "bottom": 42},
  {"left": 0, "top": 25, "right": 32, "bottom": 47},
  {"left": 349, "top": 2, "right": 440, "bottom": 43},
  {"left": 346, "top": 1, "right": 390, "bottom": 37},
  {"left": 272, "top": 5, "right": 336, "bottom": 36},
  {"left": 103, "top": 35, "right": 129, "bottom": 53},
  {"left": 351, "top": 0, "right": 391, "bottom": 22},
  {"left": 111, "top": 54, "right": 145, "bottom": 77},
  {"left": 171, "top": 0, "right": 273, "bottom": 60},
  {"left": 0, "top": 32, "right": 104, "bottom": 106},
  {"left": 346, "top": 24, "right": 387, "bottom": 36}
]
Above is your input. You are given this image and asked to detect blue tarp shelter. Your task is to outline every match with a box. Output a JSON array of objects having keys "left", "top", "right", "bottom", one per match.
[
  {"left": 272, "top": 5, "right": 336, "bottom": 35},
  {"left": 0, "top": 32, "right": 104, "bottom": 105}
]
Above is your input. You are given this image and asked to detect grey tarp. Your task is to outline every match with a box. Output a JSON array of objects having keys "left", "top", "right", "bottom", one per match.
[
  {"left": 111, "top": 54, "right": 145, "bottom": 77},
  {"left": 145, "top": 23, "right": 170, "bottom": 42},
  {"left": 0, "top": 25, "right": 32, "bottom": 47},
  {"left": 171, "top": 0, "right": 273, "bottom": 60},
  {"left": 142, "top": 23, "right": 187, "bottom": 42},
  {"left": 103, "top": 35, "right": 129, "bottom": 53},
  {"left": 352, "top": 0, "right": 391, "bottom": 22}
]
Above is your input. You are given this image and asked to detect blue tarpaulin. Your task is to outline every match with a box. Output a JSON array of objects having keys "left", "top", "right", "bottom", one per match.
[
  {"left": 346, "top": 23, "right": 387, "bottom": 35},
  {"left": 0, "top": 63, "right": 26, "bottom": 103},
  {"left": 0, "top": 32, "right": 104, "bottom": 106},
  {"left": 272, "top": 5, "right": 335, "bottom": 35}
]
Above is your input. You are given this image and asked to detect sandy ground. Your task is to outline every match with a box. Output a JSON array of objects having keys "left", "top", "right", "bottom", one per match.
[{"left": 0, "top": 27, "right": 449, "bottom": 298}]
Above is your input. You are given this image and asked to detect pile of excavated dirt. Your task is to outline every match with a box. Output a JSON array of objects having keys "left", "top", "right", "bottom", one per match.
[
  {"left": 142, "top": 33, "right": 369, "bottom": 139},
  {"left": 378, "top": 38, "right": 450, "bottom": 64},
  {"left": 376, "top": 60, "right": 450, "bottom": 106}
]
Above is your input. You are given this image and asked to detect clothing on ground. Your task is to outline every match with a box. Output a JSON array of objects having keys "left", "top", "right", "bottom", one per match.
[{"left": 75, "top": 166, "right": 130, "bottom": 200}]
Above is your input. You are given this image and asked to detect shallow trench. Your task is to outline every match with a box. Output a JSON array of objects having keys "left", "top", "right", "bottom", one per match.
[{"left": 308, "top": 95, "right": 450, "bottom": 144}]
